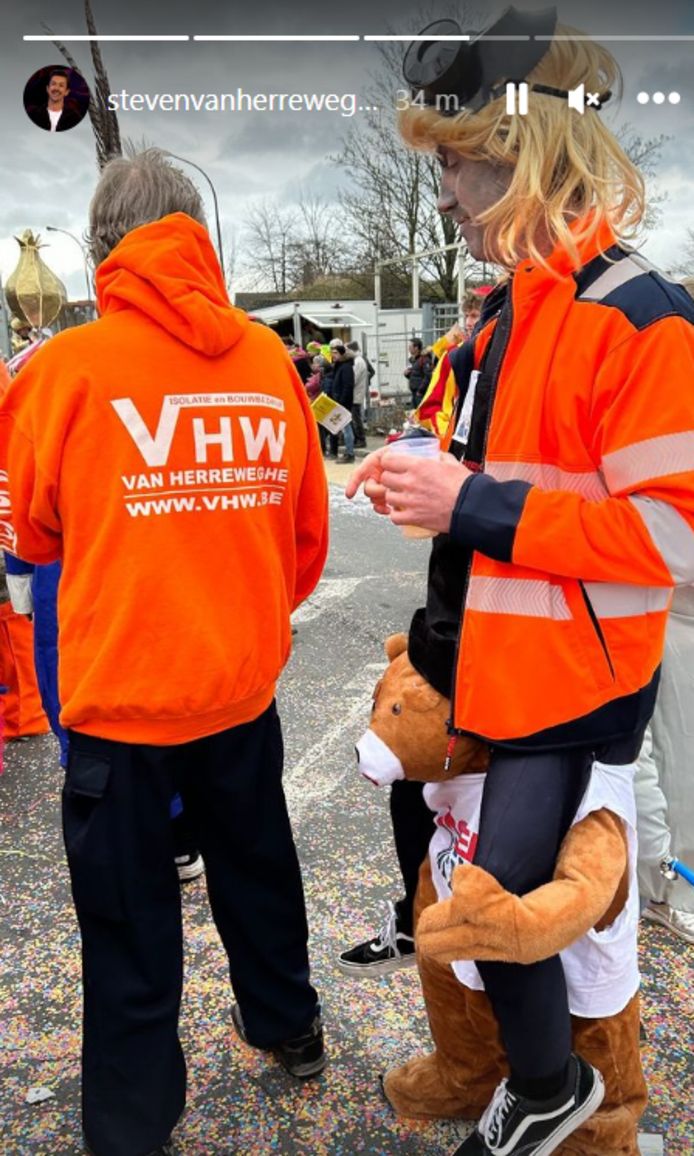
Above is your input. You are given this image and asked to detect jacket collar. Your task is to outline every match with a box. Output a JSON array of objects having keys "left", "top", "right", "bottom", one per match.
[{"left": 515, "top": 215, "right": 618, "bottom": 286}]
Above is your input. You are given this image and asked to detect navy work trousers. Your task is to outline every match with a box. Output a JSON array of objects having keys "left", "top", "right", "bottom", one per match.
[{"left": 63, "top": 703, "right": 317, "bottom": 1156}]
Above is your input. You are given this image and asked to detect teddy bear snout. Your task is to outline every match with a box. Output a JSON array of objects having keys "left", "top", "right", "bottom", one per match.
[{"left": 355, "top": 728, "right": 406, "bottom": 787}]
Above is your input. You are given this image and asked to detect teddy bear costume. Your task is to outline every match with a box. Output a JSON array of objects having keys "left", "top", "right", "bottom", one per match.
[{"left": 356, "top": 634, "right": 646, "bottom": 1155}]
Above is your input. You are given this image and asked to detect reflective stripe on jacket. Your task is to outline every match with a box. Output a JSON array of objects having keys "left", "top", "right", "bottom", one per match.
[{"left": 448, "top": 220, "right": 694, "bottom": 745}]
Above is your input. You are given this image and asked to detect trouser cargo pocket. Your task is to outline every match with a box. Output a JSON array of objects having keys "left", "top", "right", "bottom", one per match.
[{"left": 62, "top": 751, "right": 124, "bottom": 920}]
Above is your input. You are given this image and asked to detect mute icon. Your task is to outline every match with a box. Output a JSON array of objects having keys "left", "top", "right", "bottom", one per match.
[{"left": 568, "top": 84, "right": 586, "bottom": 114}]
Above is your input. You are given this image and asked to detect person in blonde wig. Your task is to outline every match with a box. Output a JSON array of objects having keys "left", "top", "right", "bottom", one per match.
[
  {"left": 347, "top": 9, "right": 694, "bottom": 1156},
  {"left": 399, "top": 26, "right": 644, "bottom": 272}
]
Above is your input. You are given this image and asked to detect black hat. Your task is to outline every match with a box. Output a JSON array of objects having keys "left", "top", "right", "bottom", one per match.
[{"left": 403, "top": 6, "right": 577, "bottom": 116}]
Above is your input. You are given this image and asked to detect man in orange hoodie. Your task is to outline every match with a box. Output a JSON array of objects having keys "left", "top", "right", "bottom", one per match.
[{"left": 0, "top": 149, "right": 329, "bottom": 1156}]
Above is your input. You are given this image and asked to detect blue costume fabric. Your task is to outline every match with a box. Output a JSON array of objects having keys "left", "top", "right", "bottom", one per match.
[{"left": 4, "top": 555, "right": 68, "bottom": 767}]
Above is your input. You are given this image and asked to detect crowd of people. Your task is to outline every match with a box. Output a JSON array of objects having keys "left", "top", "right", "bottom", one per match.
[
  {"left": 283, "top": 304, "right": 488, "bottom": 465},
  {"left": 281, "top": 333, "right": 373, "bottom": 462},
  {"left": 1, "top": 10, "right": 694, "bottom": 1156}
]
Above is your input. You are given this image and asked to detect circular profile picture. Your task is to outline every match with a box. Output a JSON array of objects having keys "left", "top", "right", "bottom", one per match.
[{"left": 23, "top": 65, "right": 91, "bottom": 133}]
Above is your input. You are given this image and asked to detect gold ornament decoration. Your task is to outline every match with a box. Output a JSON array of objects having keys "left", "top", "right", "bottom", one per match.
[{"left": 5, "top": 230, "right": 67, "bottom": 329}]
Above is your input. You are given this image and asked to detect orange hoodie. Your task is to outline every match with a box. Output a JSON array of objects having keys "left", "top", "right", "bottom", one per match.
[{"left": 0, "top": 213, "right": 328, "bottom": 744}]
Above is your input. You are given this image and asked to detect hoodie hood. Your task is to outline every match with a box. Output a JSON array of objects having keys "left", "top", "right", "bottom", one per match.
[{"left": 95, "top": 213, "right": 248, "bottom": 356}]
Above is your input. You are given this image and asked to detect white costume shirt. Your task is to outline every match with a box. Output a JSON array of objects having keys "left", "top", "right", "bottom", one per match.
[{"left": 424, "top": 760, "right": 640, "bottom": 1018}]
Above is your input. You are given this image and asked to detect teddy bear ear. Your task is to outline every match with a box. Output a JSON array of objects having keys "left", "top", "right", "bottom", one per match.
[{"left": 384, "top": 633, "right": 408, "bottom": 662}]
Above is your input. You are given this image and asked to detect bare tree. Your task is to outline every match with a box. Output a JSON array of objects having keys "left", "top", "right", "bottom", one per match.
[
  {"left": 618, "top": 124, "right": 669, "bottom": 232},
  {"left": 43, "top": 0, "right": 122, "bottom": 169},
  {"left": 223, "top": 224, "right": 242, "bottom": 293},
  {"left": 670, "top": 229, "right": 694, "bottom": 278},
  {"left": 240, "top": 192, "right": 347, "bottom": 294},
  {"left": 242, "top": 201, "right": 300, "bottom": 294},
  {"left": 293, "top": 193, "right": 342, "bottom": 285},
  {"left": 333, "top": 4, "right": 479, "bottom": 304}
]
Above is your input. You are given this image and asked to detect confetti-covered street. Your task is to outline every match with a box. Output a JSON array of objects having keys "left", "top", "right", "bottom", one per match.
[{"left": 1, "top": 483, "right": 692, "bottom": 1155}]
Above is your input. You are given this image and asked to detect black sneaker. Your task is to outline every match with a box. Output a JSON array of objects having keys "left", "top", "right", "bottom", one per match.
[
  {"left": 337, "top": 900, "right": 416, "bottom": 977},
  {"left": 453, "top": 1054, "right": 604, "bottom": 1156},
  {"left": 451, "top": 1133, "right": 488, "bottom": 1155},
  {"left": 231, "top": 1003, "right": 326, "bottom": 1079}
]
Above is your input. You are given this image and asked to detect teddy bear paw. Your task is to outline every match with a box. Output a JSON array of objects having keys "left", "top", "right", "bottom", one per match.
[{"left": 382, "top": 1053, "right": 487, "bottom": 1120}]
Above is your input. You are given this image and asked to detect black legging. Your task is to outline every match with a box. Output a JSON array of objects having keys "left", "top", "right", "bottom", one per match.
[
  {"left": 390, "top": 778, "right": 435, "bottom": 937},
  {"left": 473, "top": 747, "right": 592, "bottom": 1084}
]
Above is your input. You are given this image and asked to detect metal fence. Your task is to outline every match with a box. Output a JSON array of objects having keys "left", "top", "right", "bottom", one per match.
[
  {"left": 373, "top": 330, "right": 416, "bottom": 402},
  {"left": 370, "top": 303, "right": 459, "bottom": 402}
]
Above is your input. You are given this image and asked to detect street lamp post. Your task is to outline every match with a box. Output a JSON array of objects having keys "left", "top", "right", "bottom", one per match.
[
  {"left": 163, "top": 152, "right": 226, "bottom": 283},
  {"left": 45, "top": 225, "right": 93, "bottom": 307}
]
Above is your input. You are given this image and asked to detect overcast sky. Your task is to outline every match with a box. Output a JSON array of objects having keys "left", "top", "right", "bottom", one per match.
[{"left": 1, "top": 0, "right": 694, "bottom": 300}]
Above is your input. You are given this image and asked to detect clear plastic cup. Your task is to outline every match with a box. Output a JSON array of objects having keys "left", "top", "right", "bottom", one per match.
[{"left": 384, "top": 435, "right": 441, "bottom": 538}]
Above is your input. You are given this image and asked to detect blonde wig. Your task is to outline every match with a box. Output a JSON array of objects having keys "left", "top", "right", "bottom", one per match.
[{"left": 399, "top": 27, "right": 646, "bottom": 272}]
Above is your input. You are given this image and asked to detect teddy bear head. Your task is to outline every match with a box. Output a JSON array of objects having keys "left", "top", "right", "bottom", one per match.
[{"left": 356, "top": 633, "right": 489, "bottom": 787}]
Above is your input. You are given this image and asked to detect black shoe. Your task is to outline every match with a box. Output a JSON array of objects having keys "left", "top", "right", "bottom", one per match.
[
  {"left": 451, "top": 1132, "right": 489, "bottom": 1154},
  {"left": 455, "top": 1054, "right": 604, "bottom": 1156},
  {"left": 231, "top": 1003, "right": 326, "bottom": 1079},
  {"left": 337, "top": 900, "right": 416, "bottom": 977},
  {"left": 342, "top": 455, "right": 355, "bottom": 463}
]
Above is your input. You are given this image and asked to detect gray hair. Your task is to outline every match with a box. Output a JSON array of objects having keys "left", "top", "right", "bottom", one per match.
[{"left": 87, "top": 147, "right": 207, "bottom": 266}]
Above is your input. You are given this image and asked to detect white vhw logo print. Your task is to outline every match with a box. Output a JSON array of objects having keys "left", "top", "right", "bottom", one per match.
[{"left": 111, "top": 395, "right": 286, "bottom": 467}]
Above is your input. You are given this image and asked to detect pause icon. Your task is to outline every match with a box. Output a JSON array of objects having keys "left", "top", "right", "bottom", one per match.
[{"left": 506, "top": 82, "right": 529, "bottom": 115}]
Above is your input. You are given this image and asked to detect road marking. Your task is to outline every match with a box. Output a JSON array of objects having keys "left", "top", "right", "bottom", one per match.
[
  {"left": 284, "top": 662, "right": 386, "bottom": 816},
  {"left": 328, "top": 484, "right": 377, "bottom": 518},
  {"left": 292, "top": 576, "right": 366, "bottom": 624}
]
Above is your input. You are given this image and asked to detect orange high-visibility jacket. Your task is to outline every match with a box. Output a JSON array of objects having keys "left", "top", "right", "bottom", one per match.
[{"left": 446, "top": 220, "right": 694, "bottom": 747}]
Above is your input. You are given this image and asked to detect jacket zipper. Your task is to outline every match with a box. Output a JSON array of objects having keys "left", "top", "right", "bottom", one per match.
[{"left": 447, "top": 296, "right": 514, "bottom": 735}]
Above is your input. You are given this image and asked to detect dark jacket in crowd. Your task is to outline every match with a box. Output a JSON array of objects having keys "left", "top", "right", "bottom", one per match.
[
  {"left": 405, "top": 352, "right": 433, "bottom": 407},
  {"left": 331, "top": 359, "right": 355, "bottom": 411}
]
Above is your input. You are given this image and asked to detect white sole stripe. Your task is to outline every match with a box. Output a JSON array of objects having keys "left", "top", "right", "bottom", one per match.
[{"left": 335, "top": 953, "right": 417, "bottom": 977}]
